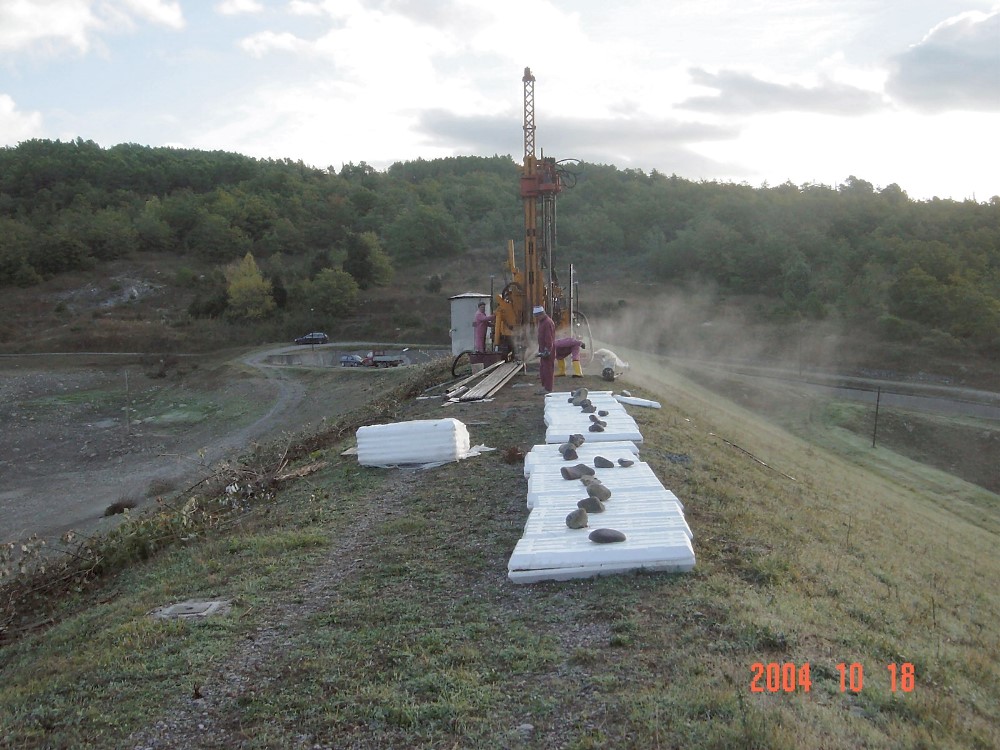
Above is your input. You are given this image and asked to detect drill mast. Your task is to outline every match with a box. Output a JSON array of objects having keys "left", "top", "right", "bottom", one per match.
[
  {"left": 490, "top": 67, "right": 571, "bottom": 358},
  {"left": 520, "top": 67, "right": 564, "bottom": 328}
]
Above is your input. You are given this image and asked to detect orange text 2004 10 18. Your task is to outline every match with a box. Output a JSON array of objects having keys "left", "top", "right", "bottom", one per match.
[{"left": 749, "top": 662, "right": 916, "bottom": 693}]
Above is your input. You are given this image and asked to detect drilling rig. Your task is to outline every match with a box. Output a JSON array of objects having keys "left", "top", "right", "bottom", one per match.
[
  {"left": 490, "top": 67, "right": 579, "bottom": 358},
  {"left": 453, "top": 67, "right": 588, "bottom": 380}
]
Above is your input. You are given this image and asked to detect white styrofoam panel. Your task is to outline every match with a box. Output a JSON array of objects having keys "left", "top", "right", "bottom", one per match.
[
  {"left": 356, "top": 418, "right": 470, "bottom": 466},
  {"left": 543, "top": 393, "right": 628, "bottom": 423},
  {"left": 508, "top": 527, "right": 694, "bottom": 570},
  {"left": 529, "top": 499, "right": 687, "bottom": 523},
  {"left": 544, "top": 392, "right": 626, "bottom": 408},
  {"left": 527, "top": 482, "right": 671, "bottom": 508},
  {"left": 523, "top": 441, "right": 641, "bottom": 477},
  {"left": 509, "top": 558, "right": 695, "bottom": 583},
  {"left": 542, "top": 398, "right": 641, "bottom": 441},
  {"left": 614, "top": 395, "right": 662, "bottom": 409},
  {"left": 526, "top": 463, "right": 666, "bottom": 506},
  {"left": 523, "top": 505, "right": 693, "bottom": 539},
  {"left": 527, "top": 460, "right": 659, "bottom": 486},
  {"left": 525, "top": 489, "right": 686, "bottom": 514},
  {"left": 544, "top": 413, "right": 638, "bottom": 431},
  {"left": 544, "top": 401, "right": 630, "bottom": 423},
  {"left": 524, "top": 485, "right": 691, "bottom": 539},
  {"left": 544, "top": 393, "right": 625, "bottom": 416},
  {"left": 508, "top": 391, "right": 696, "bottom": 583},
  {"left": 545, "top": 426, "right": 644, "bottom": 444},
  {"left": 527, "top": 474, "right": 682, "bottom": 503},
  {"left": 531, "top": 493, "right": 686, "bottom": 518}
]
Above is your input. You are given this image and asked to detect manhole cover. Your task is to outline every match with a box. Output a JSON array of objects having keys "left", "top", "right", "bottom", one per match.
[{"left": 149, "top": 599, "right": 231, "bottom": 620}]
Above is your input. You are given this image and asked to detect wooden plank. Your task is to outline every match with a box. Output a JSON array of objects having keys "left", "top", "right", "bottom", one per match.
[
  {"left": 454, "top": 361, "right": 524, "bottom": 401},
  {"left": 445, "top": 360, "right": 506, "bottom": 398}
]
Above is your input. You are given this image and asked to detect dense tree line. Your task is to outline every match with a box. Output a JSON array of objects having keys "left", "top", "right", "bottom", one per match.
[
  {"left": 0, "top": 139, "right": 997, "bottom": 354},
  {"left": 557, "top": 167, "right": 999, "bottom": 354}
]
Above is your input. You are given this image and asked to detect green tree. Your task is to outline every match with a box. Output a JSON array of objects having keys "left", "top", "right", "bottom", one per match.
[
  {"left": 651, "top": 216, "right": 741, "bottom": 281},
  {"left": 189, "top": 211, "right": 252, "bottom": 261},
  {"left": 302, "top": 268, "right": 359, "bottom": 318},
  {"left": 385, "top": 203, "right": 463, "bottom": 260},
  {"left": 0, "top": 219, "right": 41, "bottom": 287},
  {"left": 225, "top": 252, "right": 275, "bottom": 321},
  {"left": 639, "top": 226, "right": 669, "bottom": 258},
  {"left": 30, "top": 229, "right": 91, "bottom": 277},
  {"left": 255, "top": 217, "right": 307, "bottom": 257},
  {"left": 562, "top": 208, "right": 625, "bottom": 257},
  {"left": 269, "top": 273, "right": 289, "bottom": 309},
  {"left": 157, "top": 190, "right": 203, "bottom": 245},
  {"left": 84, "top": 207, "right": 139, "bottom": 260},
  {"left": 343, "top": 231, "right": 393, "bottom": 289},
  {"left": 134, "top": 199, "right": 173, "bottom": 252}
]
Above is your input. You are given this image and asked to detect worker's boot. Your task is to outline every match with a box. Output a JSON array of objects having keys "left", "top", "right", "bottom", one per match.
[
  {"left": 572, "top": 360, "right": 584, "bottom": 378},
  {"left": 556, "top": 358, "right": 567, "bottom": 377}
]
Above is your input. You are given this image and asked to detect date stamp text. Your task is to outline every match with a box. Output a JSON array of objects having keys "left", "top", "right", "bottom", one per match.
[{"left": 750, "top": 662, "right": 916, "bottom": 693}]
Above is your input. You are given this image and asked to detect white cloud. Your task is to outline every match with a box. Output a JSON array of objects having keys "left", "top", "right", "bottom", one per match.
[
  {"left": 0, "top": 0, "right": 184, "bottom": 56},
  {"left": 0, "top": 0, "right": 99, "bottom": 54},
  {"left": 240, "top": 31, "right": 308, "bottom": 57},
  {"left": 887, "top": 8, "right": 1000, "bottom": 112},
  {"left": 688, "top": 108, "right": 1000, "bottom": 200},
  {"left": 0, "top": 94, "right": 43, "bottom": 141},
  {"left": 679, "top": 69, "right": 886, "bottom": 115},
  {"left": 234, "top": 0, "right": 600, "bottom": 122},
  {"left": 235, "top": 3, "right": 460, "bottom": 111},
  {"left": 117, "top": 0, "right": 184, "bottom": 29},
  {"left": 191, "top": 78, "right": 445, "bottom": 169},
  {"left": 287, "top": 0, "right": 362, "bottom": 21},
  {"left": 287, "top": 0, "right": 326, "bottom": 17},
  {"left": 216, "top": 0, "right": 264, "bottom": 15}
]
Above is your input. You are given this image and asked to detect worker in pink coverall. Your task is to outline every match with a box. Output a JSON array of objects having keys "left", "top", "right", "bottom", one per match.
[
  {"left": 473, "top": 300, "right": 495, "bottom": 352},
  {"left": 534, "top": 305, "right": 556, "bottom": 392},
  {"left": 554, "top": 337, "right": 585, "bottom": 377}
]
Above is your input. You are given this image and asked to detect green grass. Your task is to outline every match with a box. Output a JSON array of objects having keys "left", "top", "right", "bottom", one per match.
[{"left": 1, "top": 358, "right": 998, "bottom": 749}]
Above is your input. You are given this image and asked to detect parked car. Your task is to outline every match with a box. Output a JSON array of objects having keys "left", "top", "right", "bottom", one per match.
[
  {"left": 294, "top": 332, "right": 329, "bottom": 345},
  {"left": 339, "top": 354, "right": 364, "bottom": 367}
]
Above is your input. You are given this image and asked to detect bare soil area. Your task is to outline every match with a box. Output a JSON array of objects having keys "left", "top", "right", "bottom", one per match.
[{"left": 0, "top": 345, "right": 436, "bottom": 544}]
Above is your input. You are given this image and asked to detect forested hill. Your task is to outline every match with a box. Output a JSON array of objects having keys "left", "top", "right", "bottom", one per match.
[{"left": 1, "top": 138, "right": 998, "bottom": 357}]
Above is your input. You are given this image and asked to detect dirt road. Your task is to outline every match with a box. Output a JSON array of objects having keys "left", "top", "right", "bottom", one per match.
[
  {"left": 668, "top": 357, "right": 1000, "bottom": 420},
  {"left": 610, "top": 345, "right": 1000, "bottom": 494},
  {"left": 0, "top": 345, "right": 427, "bottom": 544}
]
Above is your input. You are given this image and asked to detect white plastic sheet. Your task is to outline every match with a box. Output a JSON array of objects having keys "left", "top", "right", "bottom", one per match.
[
  {"left": 356, "top": 418, "right": 474, "bottom": 467},
  {"left": 614, "top": 395, "right": 661, "bottom": 409}
]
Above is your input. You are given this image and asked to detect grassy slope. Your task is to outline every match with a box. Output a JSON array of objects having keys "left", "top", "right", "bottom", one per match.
[
  {"left": 623, "top": 348, "right": 999, "bottom": 746},
  {"left": 0, "top": 355, "right": 998, "bottom": 749}
]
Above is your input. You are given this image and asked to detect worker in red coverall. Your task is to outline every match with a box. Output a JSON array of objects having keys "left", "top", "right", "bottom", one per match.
[
  {"left": 534, "top": 305, "right": 556, "bottom": 392},
  {"left": 472, "top": 300, "right": 495, "bottom": 352},
  {"left": 554, "top": 337, "right": 585, "bottom": 378}
]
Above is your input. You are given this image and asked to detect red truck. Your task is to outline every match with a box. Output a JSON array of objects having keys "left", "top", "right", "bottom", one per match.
[{"left": 362, "top": 350, "right": 404, "bottom": 368}]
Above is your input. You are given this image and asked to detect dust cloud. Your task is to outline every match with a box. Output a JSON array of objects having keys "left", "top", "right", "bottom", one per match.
[{"left": 584, "top": 284, "right": 852, "bottom": 378}]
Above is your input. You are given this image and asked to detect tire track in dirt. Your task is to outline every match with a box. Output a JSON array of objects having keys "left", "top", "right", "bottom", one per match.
[{"left": 1, "top": 349, "right": 322, "bottom": 544}]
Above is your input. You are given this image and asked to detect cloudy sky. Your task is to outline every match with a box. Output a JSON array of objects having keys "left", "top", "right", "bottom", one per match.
[{"left": 1, "top": 0, "right": 998, "bottom": 201}]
